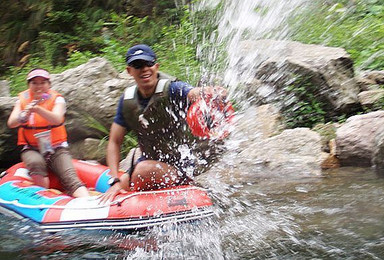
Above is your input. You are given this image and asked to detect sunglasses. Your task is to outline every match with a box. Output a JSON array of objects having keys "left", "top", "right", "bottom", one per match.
[{"left": 128, "top": 60, "right": 156, "bottom": 69}]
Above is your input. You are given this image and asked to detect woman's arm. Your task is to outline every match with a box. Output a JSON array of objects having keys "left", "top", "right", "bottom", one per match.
[
  {"left": 8, "top": 98, "right": 66, "bottom": 128},
  {"left": 30, "top": 101, "right": 66, "bottom": 125},
  {"left": 7, "top": 101, "right": 23, "bottom": 128}
]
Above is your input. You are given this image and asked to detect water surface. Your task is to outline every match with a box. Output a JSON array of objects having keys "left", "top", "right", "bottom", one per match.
[{"left": 1, "top": 167, "right": 383, "bottom": 259}]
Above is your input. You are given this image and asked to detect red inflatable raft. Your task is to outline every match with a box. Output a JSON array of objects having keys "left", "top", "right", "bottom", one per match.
[{"left": 0, "top": 160, "right": 214, "bottom": 233}]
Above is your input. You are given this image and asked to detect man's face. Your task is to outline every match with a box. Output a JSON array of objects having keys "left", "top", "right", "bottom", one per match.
[{"left": 127, "top": 60, "right": 159, "bottom": 96}]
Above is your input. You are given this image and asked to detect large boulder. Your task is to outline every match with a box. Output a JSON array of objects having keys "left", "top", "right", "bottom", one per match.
[
  {"left": 238, "top": 40, "right": 361, "bottom": 119},
  {"left": 233, "top": 104, "right": 285, "bottom": 144},
  {"left": 237, "top": 127, "right": 323, "bottom": 176},
  {"left": 372, "top": 129, "right": 384, "bottom": 174},
  {"left": 198, "top": 126, "right": 323, "bottom": 186},
  {"left": 51, "top": 57, "right": 134, "bottom": 143},
  {"left": 336, "top": 111, "right": 384, "bottom": 167},
  {"left": 0, "top": 80, "right": 10, "bottom": 97},
  {"left": 69, "top": 138, "right": 107, "bottom": 164},
  {"left": 0, "top": 97, "right": 20, "bottom": 167}
]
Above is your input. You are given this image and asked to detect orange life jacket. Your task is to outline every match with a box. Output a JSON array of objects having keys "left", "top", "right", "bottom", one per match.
[{"left": 17, "top": 89, "right": 68, "bottom": 147}]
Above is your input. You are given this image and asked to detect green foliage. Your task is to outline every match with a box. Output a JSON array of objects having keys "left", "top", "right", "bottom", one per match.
[
  {"left": 64, "top": 51, "right": 96, "bottom": 69},
  {"left": 290, "top": 0, "right": 384, "bottom": 70},
  {"left": 0, "top": 0, "right": 123, "bottom": 73},
  {"left": 312, "top": 122, "right": 338, "bottom": 151},
  {"left": 5, "top": 51, "right": 96, "bottom": 96},
  {"left": 100, "top": 8, "right": 202, "bottom": 84},
  {"left": 125, "top": 0, "right": 178, "bottom": 18},
  {"left": 3, "top": 5, "right": 202, "bottom": 95},
  {"left": 152, "top": 9, "right": 201, "bottom": 85},
  {"left": 0, "top": 1, "right": 53, "bottom": 70},
  {"left": 283, "top": 75, "right": 327, "bottom": 128},
  {"left": 312, "top": 123, "right": 337, "bottom": 140},
  {"left": 5, "top": 57, "right": 56, "bottom": 96},
  {"left": 33, "top": 8, "right": 107, "bottom": 66},
  {"left": 121, "top": 133, "right": 139, "bottom": 156},
  {"left": 84, "top": 114, "right": 138, "bottom": 158},
  {"left": 2, "top": 0, "right": 383, "bottom": 131}
]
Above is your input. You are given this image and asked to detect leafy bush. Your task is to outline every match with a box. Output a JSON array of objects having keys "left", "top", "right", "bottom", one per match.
[
  {"left": 0, "top": 1, "right": 124, "bottom": 73},
  {"left": 283, "top": 75, "right": 327, "bottom": 128},
  {"left": 5, "top": 57, "right": 57, "bottom": 96},
  {"left": 85, "top": 114, "right": 138, "bottom": 157},
  {"left": 102, "top": 8, "right": 201, "bottom": 84},
  {"left": 290, "top": 0, "right": 384, "bottom": 71},
  {"left": 4, "top": 7, "right": 201, "bottom": 94}
]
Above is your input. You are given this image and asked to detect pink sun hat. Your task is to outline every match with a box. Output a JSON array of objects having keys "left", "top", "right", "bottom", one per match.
[{"left": 27, "top": 69, "right": 51, "bottom": 81}]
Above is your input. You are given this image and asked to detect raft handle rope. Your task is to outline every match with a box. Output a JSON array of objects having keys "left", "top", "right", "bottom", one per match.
[
  {"left": 0, "top": 186, "right": 209, "bottom": 210},
  {"left": 0, "top": 171, "right": 7, "bottom": 179}
]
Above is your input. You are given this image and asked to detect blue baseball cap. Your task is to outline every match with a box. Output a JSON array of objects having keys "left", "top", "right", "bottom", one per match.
[{"left": 125, "top": 44, "right": 157, "bottom": 65}]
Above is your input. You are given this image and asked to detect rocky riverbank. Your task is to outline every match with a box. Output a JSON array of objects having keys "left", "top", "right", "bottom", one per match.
[{"left": 1, "top": 40, "right": 384, "bottom": 175}]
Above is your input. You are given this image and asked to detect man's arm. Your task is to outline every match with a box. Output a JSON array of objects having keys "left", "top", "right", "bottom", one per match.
[
  {"left": 107, "top": 122, "right": 127, "bottom": 178},
  {"left": 187, "top": 88, "right": 201, "bottom": 103},
  {"left": 99, "top": 122, "right": 129, "bottom": 203}
]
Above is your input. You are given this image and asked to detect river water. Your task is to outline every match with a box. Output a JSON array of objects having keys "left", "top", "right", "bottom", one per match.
[
  {"left": 2, "top": 0, "right": 384, "bottom": 259},
  {"left": 1, "top": 167, "right": 383, "bottom": 259}
]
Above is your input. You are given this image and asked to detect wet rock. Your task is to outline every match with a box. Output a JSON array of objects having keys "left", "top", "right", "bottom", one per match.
[
  {"left": 312, "top": 123, "right": 338, "bottom": 153},
  {"left": 239, "top": 40, "right": 361, "bottom": 117},
  {"left": 234, "top": 104, "right": 284, "bottom": 144},
  {"left": 203, "top": 127, "right": 323, "bottom": 185},
  {"left": 372, "top": 129, "right": 384, "bottom": 174},
  {"left": 240, "top": 127, "right": 323, "bottom": 176},
  {"left": 51, "top": 57, "right": 135, "bottom": 143},
  {"left": 336, "top": 111, "right": 384, "bottom": 167},
  {"left": 358, "top": 89, "right": 384, "bottom": 108},
  {"left": 321, "top": 139, "right": 340, "bottom": 169}
]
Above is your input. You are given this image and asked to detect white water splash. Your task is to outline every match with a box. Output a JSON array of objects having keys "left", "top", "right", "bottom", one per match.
[
  {"left": 194, "top": 0, "right": 308, "bottom": 101},
  {"left": 185, "top": 1, "right": 311, "bottom": 258}
]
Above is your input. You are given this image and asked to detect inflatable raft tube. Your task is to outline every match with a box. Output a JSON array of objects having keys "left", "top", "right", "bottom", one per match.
[{"left": 0, "top": 160, "right": 214, "bottom": 233}]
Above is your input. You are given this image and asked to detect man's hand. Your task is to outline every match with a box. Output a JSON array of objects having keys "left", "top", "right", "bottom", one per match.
[
  {"left": 188, "top": 86, "right": 228, "bottom": 104},
  {"left": 99, "top": 182, "right": 124, "bottom": 204},
  {"left": 202, "top": 86, "right": 228, "bottom": 102},
  {"left": 187, "top": 86, "right": 234, "bottom": 139}
]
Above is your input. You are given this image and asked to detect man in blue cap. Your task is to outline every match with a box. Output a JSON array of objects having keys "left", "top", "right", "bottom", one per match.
[{"left": 101, "top": 44, "right": 227, "bottom": 201}]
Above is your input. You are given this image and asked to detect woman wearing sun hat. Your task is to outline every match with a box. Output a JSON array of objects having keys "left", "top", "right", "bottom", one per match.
[{"left": 7, "top": 68, "right": 89, "bottom": 197}]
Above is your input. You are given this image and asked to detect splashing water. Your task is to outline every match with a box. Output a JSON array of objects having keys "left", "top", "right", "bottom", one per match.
[
  {"left": 181, "top": 2, "right": 384, "bottom": 260},
  {"left": 194, "top": 0, "right": 308, "bottom": 104}
]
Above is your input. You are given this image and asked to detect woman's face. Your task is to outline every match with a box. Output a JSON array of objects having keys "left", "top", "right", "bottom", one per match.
[{"left": 28, "top": 76, "right": 50, "bottom": 99}]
